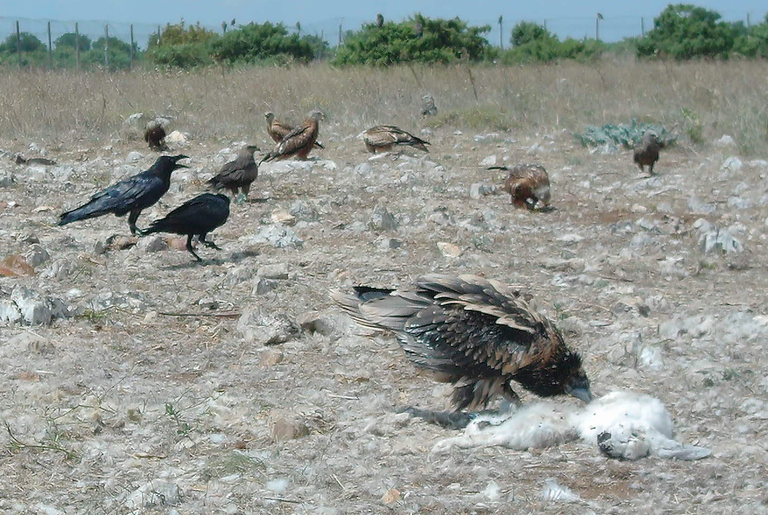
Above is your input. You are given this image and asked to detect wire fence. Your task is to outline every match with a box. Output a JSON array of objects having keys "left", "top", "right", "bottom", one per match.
[{"left": 0, "top": 11, "right": 763, "bottom": 69}]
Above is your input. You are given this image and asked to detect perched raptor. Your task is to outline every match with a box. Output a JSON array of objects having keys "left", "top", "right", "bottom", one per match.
[
  {"left": 490, "top": 164, "right": 551, "bottom": 210},
  {"left": 58, "top": 155, "right": 188, "bottom": 235},
  {"left": 332, "top": 274, "right": 592, "bottom": 412},
  {"left": 207, "top": 144, "right": 259, "bottom": 203},
  {"left": 142, "top": 193, "right": 230, "bottom": 262},
  {"left": 264, "top": 112, "right": 324, "bottom": 149},
  {"left": 261, "top": 110, "right": 323, "bottom": 163},
  {"left": 144, "top": 119, "right": 168, "bottom": 151},
  {"left": 421, "top": 94, "right": 437, "bottom": 117},
  {"left": 362, "top": 125, "right": 430, "bottom": 154},
  {"left": 633, "top": 132, "right": 664, "bottom": 175}
]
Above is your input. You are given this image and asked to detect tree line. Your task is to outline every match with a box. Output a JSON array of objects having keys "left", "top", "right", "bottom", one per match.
[{"left": 1, "top": 4, "right": 767, "bottom": 69}]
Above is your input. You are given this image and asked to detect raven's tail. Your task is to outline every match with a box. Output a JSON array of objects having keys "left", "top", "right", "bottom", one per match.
[{"left": 58, "top": 200, "right": 111, "bottom": 226}]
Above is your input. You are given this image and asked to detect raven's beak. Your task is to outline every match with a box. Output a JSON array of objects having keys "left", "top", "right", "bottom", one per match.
[
  {"left": 174, "top": 163, "right": 189, "bottom": 169},
  {"left": 568, "top": 386, "right": 594, "bottom": 404}
]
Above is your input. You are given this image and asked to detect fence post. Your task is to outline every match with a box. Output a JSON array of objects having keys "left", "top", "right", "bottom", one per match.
[
  {"left": 75, "top": 22, "right": 80, "bottom": 70},
  {"left": 498, "top": 16, "right": 503, "bottom": 49},
  {"left": 130, "top": 24, "right": 135, "bottom": 70},
  {"left": 543, "top": 19, "right": 547, "bottom": 31},
  {"left": 48, "top": 21, "right": 53, "bottom": 69},
  {"left": 338, "top": 20, "right": 342, "bottom": 47},
  {"left": 746, "top": 13, "right": 751, "bottom": 29},
  {"left": 318, "top": 30, "right": 323, "bottom": 60},
  {"left": 595, "top": 13, "right": 603, "bottom": 41},
  {"left": 16, "top": 20, "right": 21, "bottom": 68},
  {"left": 641, "top": 17, "right": 645, "bottom": 37},
  {"left": 157, "top": 26, "right": 161, "bottom": 46},
  {"left": 104, "top": 25, "right": 109, "bottom": 69}
]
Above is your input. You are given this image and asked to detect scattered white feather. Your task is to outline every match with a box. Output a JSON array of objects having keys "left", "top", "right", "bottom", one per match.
[
  {"left": 432, "top": 390, "right": 710, "bottom": 461},
  {"left": 540, "top": 478, "right": 580, "bottom": 503}
]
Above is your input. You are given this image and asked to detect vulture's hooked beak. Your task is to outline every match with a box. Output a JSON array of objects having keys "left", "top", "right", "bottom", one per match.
[{"left": 567, "top": 385, "right": 594, "bottom": 403}]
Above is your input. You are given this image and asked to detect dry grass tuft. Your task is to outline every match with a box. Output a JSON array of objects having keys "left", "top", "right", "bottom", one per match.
[{"left": 0, "top": 59, "right": 766, "bottom": 153}]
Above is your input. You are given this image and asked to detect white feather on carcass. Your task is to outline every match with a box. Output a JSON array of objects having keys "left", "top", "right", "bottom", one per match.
[{"left": 432, "top": 390, "right": 710, "bottom": 461}]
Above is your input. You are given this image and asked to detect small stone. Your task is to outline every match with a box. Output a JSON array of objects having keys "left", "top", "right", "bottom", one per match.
[
  {"left": 480, "top": 155, "right": 497, "bottom": 167},
  {"left": 630, "top": 204, "right": 647, "bottom": 213},
  {"left": 714, "top": 135, "right": 734, "bottom": 147},
  {"left": 126, "top": 151, "right": 143, "bottom": 163},
  {"left": 0, "top": 255, "right": 36, "bottom": 277},
  {"left": 252, "top": 276, "right": 279, "bottom": 295},
  {"left": 722, "top": 157, "right": 742, "bottom": 173},
  {"left": 257, "top": 263, "right": 289, "bottom": 280},
  {"left": 378, "top": 237, "right": 402, "bottom": 250},
  {"left": 382, "top": 488, "right": 401, "bottom": 505},
  {"left": 268, "top": 409, "right": 309, "bottom": 442},
  {"left": 259, "top": 349, "right": 284, "bottom": 367},
  {"left": 24, "top": 245, "right": 50, "bottom": 267},
  {"left": 289, "top": 200, "right": 319, "bottom": 221},
  {"left": 106, "top": 234, "right": 139, "bottom": 251},
  {"left": 470, "top": 183, "right": 496, "bottom": 199},
  {"left": 557, "top": 233, "right": 584, "bottom": 244},
  {"left": 271, "top": 210, "right": 296, "bottom": 226},
  {"left": 165, "top": 131, "right": 187, "bottom": 144},
  {"left": 687, "top": 196, "right": 716, "bottom": 214},
  {"left": 124, "top": 112, "right": 144, "bottom": 125},
  {"left": 297, "top": 311, "right": 339, "bottom": 336},
  {"left": 139, "top": 236, "right": 168, "bottom": 253},
  {"left": 437, "top": 242, "right": 462, "bottom": 258},
  {"left": 236, "top": 309, "right": 300, "bottom": 345},
  {"left": 244, "top": 224, "right": 303, "bottom": 249},
  {"left": 369, "top": 205, "right": 399, "bottom": 232}
]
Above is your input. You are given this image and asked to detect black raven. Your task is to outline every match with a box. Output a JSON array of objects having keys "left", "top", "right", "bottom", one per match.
[
  {"left": 141, "top": 193, "right": 230, "bottom": 262},
  {"left": 58, "top": 155, "right": 188, "bottom": 235}
]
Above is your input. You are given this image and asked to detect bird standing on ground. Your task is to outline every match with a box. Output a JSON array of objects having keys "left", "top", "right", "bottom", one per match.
[
  {"left": 362, "top": 125, "right": 430, "bottom": 154},
  {"left": 264, "top": 112, "right": 324, "bottom": 149},
  {"left": 332, "top": 274, "right": 592, "bottom": 412},
  {"left": 261, "top": 110, "right": 324, "bottom": 163},
  {"left": 144, "top": 119, "right": 168, "bottom": 151},
  {"left": 207, "top": 144, "right": 259, "bottom": 203},
  {"left": 58, "top": 155, "right": 188, "bottom": 235},
  {"left": 141, "top": 193, "right": 230, "bottom": 262},
  {"left": 633, "top": 132, "right": 664, "bottom": 175},
  {"left": 490, "top": 164, "right": 551, "bottom": 210},
  {"left": 421, "top": 94, "right": 437, "bottom": 117}
]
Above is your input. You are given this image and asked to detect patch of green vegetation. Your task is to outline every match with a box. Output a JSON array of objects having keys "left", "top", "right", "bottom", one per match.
[
  {"left": 202, "top": 451, "right": 265, "bottom": 481},
  {"left": 573, "top": 119, "right": 677, "bottom": 148},
  {"left": 680, "top": 108, "right": 704, "bottom": 145},
  {"left": 425, "top": 105, "right": 510, "bottom": 131}
]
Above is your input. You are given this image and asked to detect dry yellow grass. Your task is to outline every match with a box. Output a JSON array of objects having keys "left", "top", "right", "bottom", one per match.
[{"left": 1, "top": 59, "right": 766, "bottom": 153}]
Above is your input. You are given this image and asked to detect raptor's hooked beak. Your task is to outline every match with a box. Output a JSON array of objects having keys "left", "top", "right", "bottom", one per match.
[{"left": 566, "top": 384, "right": 594, "bottom": 403}]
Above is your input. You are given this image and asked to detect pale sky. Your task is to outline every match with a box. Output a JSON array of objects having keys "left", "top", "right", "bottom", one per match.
[{"left": 1, "top": 0, "right": 765, "bottom": 48}]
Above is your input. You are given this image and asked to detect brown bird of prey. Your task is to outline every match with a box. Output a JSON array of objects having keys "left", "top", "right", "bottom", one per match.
[
  {"left": 633, "top": 132, "right": 664, "bottom": 175},
  {"left": 489, "top": 164, "right": 551, "bottom": 210},
  {"left": 333, "top": 274, "right": 592, "bottom": 412},
  {"left": 264, "top": 112, "right": 324, "bottom": 149},
  {"left": 207, "top": 145, "right": 260, "bottom": 204},
  {"left": 261, "top": 110, "right": 324, "bottom": 163},
  {"left": 362, "top": 125, "right": 430, "bottom": 154},
  {"left": 144, "top": 119, "right": 168, "bottom": 151}
]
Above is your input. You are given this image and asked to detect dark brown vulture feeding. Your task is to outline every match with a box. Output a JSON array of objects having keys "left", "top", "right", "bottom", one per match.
[
  {"left": 143, "top": 119, "right": 168, "bottom": 151},
  {"left": 261, "top": 110, "right": 324, "bottom": 163},
  {"left": 362, "top": 125, "right": 430, "bottom": 154},
  {"left": 332, "top": 274, "right": 592, "bottom": 412},
  {"left": 633, "top": 132, "right": 664, "bottom": 175},
  {"left": 207, "top": 144, "right": 260, "bottom": 203},
  {"left": 490, "top": 164, "right": 551, "bottom": 210},
  {"left": 264, "top": 112, "right": 324, "bottom": 149}
]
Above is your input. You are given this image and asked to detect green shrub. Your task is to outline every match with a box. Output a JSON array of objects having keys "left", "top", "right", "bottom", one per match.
[
  {"left": 210, "top": 22, "right": 314, "bottom": 64},
  {"left": 573, "top": 119, "right": 677, "bottom": 148},
  {"left": 333, "top": 14, "right": 491, "bottom": 65}
]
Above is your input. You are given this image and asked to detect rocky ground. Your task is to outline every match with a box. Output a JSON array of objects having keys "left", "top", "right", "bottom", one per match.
[{"left": 1, "top": 122, "right": 768, "bottom": 514}]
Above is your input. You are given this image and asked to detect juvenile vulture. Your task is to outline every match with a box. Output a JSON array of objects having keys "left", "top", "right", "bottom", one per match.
[
  {"left": 261, "top": 110, "right": 324, "bottom": 163},
  {"left": 362, "top": 125, "right": 430, "bottom": 153},
  {"left": 142, "top": 193, "right": 230, "bottom": 262},
  {"left": 421, "top": 94, "right": 438, "bottom": 117},
  {"left": 332, "top": 274, "right": 592, "bottom": 412},
  {"left": 144, "top": 119, "right": 168, "bottom": 151},
  {"left": 264, "top": 112, "right": 324, "bottom": 149},
  {"left": 58, "top": 155, "right": 188, "bottom": 235},
  {"left": 207, "top": 144, "right": 259, "bottom": 203},
  {"left": 633, "top": 132, "right": 664, "bottom": 175},
  {"left": 490, "top": 164, "right": 551, "bottom": 210}
]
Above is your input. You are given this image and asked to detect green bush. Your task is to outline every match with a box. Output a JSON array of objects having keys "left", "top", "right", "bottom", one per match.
[
  {"left": 501, "top": 22, "right": 604, "bottom": 64},
  {"left": 54, "top": 33, "right": 92, "bottom": 52},
  {"left": 210, "top": 22, "right": 314, "bottom": 64},
  {"left": 636, "top": 4, "right": 767, "bottom": 59},
  {"left": 574, "top": 119, "right": 677, "bottom": 148},
  {"left": 333, "top": 14, "right": 491, "bottom": 65}
]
